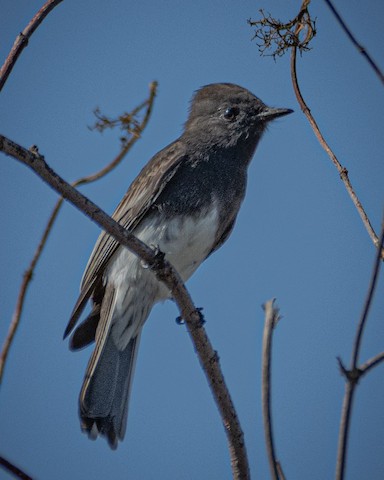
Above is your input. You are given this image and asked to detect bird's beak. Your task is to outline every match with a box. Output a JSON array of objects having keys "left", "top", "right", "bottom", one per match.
[{"left": 258, "top": 106, "right": 294, "bottom": 122}]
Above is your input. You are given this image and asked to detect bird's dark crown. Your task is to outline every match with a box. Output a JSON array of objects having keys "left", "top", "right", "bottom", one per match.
[
  {"left": 186, "top": 83, "right": 264, "bottom": 123},
  {"left": 183, "top": 83, "right": 267, "bottom": 147}
]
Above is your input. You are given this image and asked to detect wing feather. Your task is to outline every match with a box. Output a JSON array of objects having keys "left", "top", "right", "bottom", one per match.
[{"left": 64, "top": 140, "right": 187, "bottom": 336}]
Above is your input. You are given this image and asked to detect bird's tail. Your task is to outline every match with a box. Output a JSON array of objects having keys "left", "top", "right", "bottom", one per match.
[
  {"left": 68, "top": 274, "right": 155, "bottom": 448},
  {"left": 79, "top": 331, "right": 141, "bottom": 449}
]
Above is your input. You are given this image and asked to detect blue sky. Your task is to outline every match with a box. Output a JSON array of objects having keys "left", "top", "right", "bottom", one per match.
[{"left": 1, "top": 1, "right": 383, "bottom": 479}]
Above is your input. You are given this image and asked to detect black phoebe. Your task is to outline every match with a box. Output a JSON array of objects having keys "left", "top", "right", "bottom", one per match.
[{"left": 64, "top": 83, "right": 292, "bottom": 448}]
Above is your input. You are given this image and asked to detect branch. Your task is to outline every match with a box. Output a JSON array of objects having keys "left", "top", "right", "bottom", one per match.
[
  {"left": 0, "top": 0, "right": 63, "bottom": 92},
  {"left": 0, "top": 455, "right": 33, "bottom": 480},
  {"left": 0, "top": 82, "right": 157, "bottom": 384},
  {"left": 359, "top": 351, "right": 384, "bottom": 375},
  {"left": 336, "top": 214, "right": 384, "bottom": 480},
  {"left": 351, "top": 216, "right": 384, "bottom": 367},
  {"left": 289, "top": 2, "right": 382, "bottom": 258},
  {"left": 249, "top": 2, "right": 382, "bottom": 257},
  {"left": 261, "top": 299, "right": 285, "bottom": 480},
  {"left": 0, "top": 135, "right": 250, "bottom": 480},
  {"left": 323, "top": 0, "right": 384, "bottom": 85},
  {"left": 335, "top": 376, "right": 355, "bottom": 480},
  {"left": 248, "top": 1, "right": 315, "bottom": 59}
]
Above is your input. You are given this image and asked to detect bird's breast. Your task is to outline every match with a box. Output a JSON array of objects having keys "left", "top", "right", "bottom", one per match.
[{"left": 137, "top": 203, "right": 220, "bottom": 282}]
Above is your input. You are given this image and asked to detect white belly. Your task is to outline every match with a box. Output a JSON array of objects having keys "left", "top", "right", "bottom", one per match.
[
  {"left": 105, "top": 205, "right": 219, "bottom": 348},
  {"left": 141, "top": 206, "right": 219, "bottom": 281}
]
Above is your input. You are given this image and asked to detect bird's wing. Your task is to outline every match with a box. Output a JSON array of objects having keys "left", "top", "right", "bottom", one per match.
[{"left": 64, "top": 140, "right": 187, "bottom": 338}]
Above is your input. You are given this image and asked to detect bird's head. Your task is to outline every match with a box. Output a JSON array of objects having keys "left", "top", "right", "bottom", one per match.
[{"left": 184, "top": 83, "right": 293, "bottom": 148}]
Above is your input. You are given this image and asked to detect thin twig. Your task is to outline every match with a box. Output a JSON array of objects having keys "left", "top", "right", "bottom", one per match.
[
  {"left": 75, "top": 82, "right": 157, "bottom": 186},
  {"left": 262, "top": 299, "right": 285, "bottom": 480},
  {"left": 359, "top": 351, "right": 384, "bottom": 375},
  {"left": 0, "top": 0, "right": 66, "bottom": 382},
  {"left": 276, "top": 462, "right": 286, "bottom": 480},
  {"left": 323, "top": 0, "right": 384, "bottom": 85},
  {"left": 290, "top": 4, "right": 382, "bottom": 258},
  {"left": 351, "top": 216, "right": 384, "bottom": 367},
  {"left": 248, "top": 1, "right": 314, "bottom": 59},
  {"left": 0, "top": 199, "right": 60, "bottom": 384},
  {"left": 0, "top": 0, "right": 63, "bottom": 92},
  {"left": 0, "top": 135, "right": 250, "bottom": 480},
  {"left": 336, "top": 214, "right": 384, "bottom": 480},
  {"left": 336, "top": 379, "right": 355, "bottom": 480},
  {"left": 276, "top": 461, "right": 285, "bottom": 480},
  {"left": 0, "top": 82, "right": 157, "bottom": 384},
  {"left": 0, "top": 455, "right": 33, "bottom": 480},
  {"left": 250, "top": 2, "right": 381, "bottom": 257}
]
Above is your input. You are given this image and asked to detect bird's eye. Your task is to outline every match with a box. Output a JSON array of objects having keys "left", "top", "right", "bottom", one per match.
[{"left": 223, "top": 106, "right": 240, "bottom": 121}]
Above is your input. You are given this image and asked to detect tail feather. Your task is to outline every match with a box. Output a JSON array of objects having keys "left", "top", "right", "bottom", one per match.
[
  {"left": 80, "top": 333, "right": 141, "bottom": 449},
  {"left": 71, "top": 282, "right": 142, "bottom": 449},
  {"left": 69, "top": 265, "right": 155, "bottom": 448}
]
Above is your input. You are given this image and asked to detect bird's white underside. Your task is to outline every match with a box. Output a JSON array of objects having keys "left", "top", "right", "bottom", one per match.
[{"left": 105, "top": 204, "right": 220, "bottom": 350}]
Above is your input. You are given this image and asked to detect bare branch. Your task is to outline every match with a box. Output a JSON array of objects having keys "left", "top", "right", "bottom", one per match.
[
  {"left": 262, "top": 299, "right": 285, "bottom": 480},
  {"left": 338, "top": 350, "right": 384, "bottom": 381},
  {"left": 0, "top": 136, "right": 250, "bottom": 480},
  {"left": 249, "top": 1, "right": 382, "bottom": 257},
  {"left": 75, "top": 81, "right": 157, "bottom": 185},
  {"left": 248, "top": 1, "right": 315, "bottom": 59},
  {"left": 0, "top": 0, "right": 63, "bottom": 92},
  {"left": 336, "top": 215, "right": 384, "bottom": 480},
  {"left": 336, "top": 380, "right": 356, "bottom": 480},
  {"left": 0, "top": 83, "right": 157, "bottom": 384},
  {"left": 276, "top": 461, "right": 286, "bottom": 480},
  {"left": 0, "top": 200, "right": 55, "bottom": 383},
  {"left": 359, "top": 351, "right": 384, "bottom": 375},
  {"left": 351, "top": 216, "right": 384, "bottom": 367},
  {"left": 288, "top": 2, "right": 382, "bottom": 258},
  {"left": 0, "top": 455, "right": 33, "bottom": 480},
  {"left": 323, "top": 0, "right": 384, "bottom": 85}
]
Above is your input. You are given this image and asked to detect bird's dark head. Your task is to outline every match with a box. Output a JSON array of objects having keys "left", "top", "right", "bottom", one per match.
[{"left": 184, "top": 83, "right": 293, "bottom": 148}]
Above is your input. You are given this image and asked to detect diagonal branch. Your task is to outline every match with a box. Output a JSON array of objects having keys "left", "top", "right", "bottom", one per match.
[
  {"left": 0, "top": 0, "right": 63, "bottom": 92},
  {"left": 359, "top": 351, "right": 384, "bottom": 375},
  {"left": 249, "top": 2, "right": 381, "bottom": 257},
  {"left": 0, "top": 82, "right": 157, "bottom": 384},
  {"left": 0, "top": 135, "right": 250, "bottom": 480},
  {"left": 290, "top": 3, "right": 382, "bottom": 258},
  {"left": 0, "top": 455, "right": 33, "bottom": 480},
  {"left": 351, "top": 215, "right": 384, "bottom": 368},
  {"left": 323, "top": 0, "right": 384, "bottom": 85}
]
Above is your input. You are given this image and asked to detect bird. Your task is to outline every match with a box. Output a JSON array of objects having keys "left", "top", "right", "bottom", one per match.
[{"left": 64, "top": 83, "right": 292, "bottom": 449}]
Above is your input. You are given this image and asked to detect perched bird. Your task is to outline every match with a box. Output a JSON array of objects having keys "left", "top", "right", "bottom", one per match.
[{"left": 64, "top": 83, "right": 292, "bottom": 448}]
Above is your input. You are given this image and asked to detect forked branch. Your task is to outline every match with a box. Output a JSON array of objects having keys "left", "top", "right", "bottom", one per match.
[{"left": 336, "top": 216, "right": 384, "bottom": 480}]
